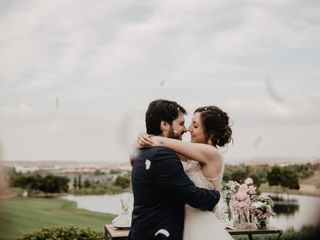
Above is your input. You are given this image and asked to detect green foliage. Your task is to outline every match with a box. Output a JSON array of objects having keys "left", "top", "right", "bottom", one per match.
[
  {"left": 231, "top": 168, "right": 248, "bottom": 183},
  {"left": 110, "top": 169, "right": 122, "bottom": 174},
  {"left": 73, "top": 176, "right": 77, "bottom": 189},
  {"left": 94, "top": 169, "right": 105, "bottom": 176},
  {"left": 267, "top": 166, "right": 300, "bottom": 190},
  {"left": 281, "top": 167, "right": 300, "bottom": 190},
  {"left": 12, "top": 173, "right": 69, "bottom": 193},
  {"left": 17, "top": 225, "right": 104, "bottom": 240},
  {"left": 223, "top": 162, "right": 318, "bottom": 193},
  {"left": 78, "top": 174, "right": 82, "bottom": 189},
  {"left": 42, "top": 175, "right": 69, "bottom": 193},
  {"left": 223, "top": 164, "right": 248, "bottom": 183},
  {"left": 113, "top": 175, "right": 130, "bottom": 189},
  {"left": 314, "top": 163, "right": 320, "bottom": 171},
  {"left": 223, "top": 164, "right": 267, "bottom": 189},
  {"left": 289, "top": 163, "right": 314, "bottom": 179},
  {"left": 267, "top": 166, "right": 282, "bottom": 186},
  {"left": 84, "top": 179, "right": 91, "bottom": 188},
  {"left": 224, "top": 162, "right": 316, "bottom": 187},
  {"left": 248, "top": 171, "right": 265, "bottom": 189}
]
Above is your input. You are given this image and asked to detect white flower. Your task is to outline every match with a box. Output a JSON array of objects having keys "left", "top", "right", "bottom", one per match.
[
  {"left": 244, "top": 177, "right": 253, "bottom": 185},
  {"left": 252, "top": 201, "right": 264, "bottom": 209},
  {"left": 225, "top": 180, "right": 240, "bottom": 192}
]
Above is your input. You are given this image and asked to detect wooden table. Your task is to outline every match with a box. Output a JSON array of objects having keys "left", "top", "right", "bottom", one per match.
[
  {"left": 104, "top": 225, "right": 129, "bottom": 240},
  {"left": 227, "top": 226, "right": 283, "bottom": 240},
  {"left": 104, "top": 224, "right": 283, "bottom": 240}
]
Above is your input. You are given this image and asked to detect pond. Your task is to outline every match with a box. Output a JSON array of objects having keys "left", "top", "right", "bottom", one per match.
[
  {"left": 264, "top": 193, "right": 320, "bottom": 231},
  {"left": 61, "top": 192, "right": 320, "bottom": 231}
]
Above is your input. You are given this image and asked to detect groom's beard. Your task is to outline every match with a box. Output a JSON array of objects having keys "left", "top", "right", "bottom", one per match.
[{"left": 168, "top": 127, "right": 183, "bottom": 140}]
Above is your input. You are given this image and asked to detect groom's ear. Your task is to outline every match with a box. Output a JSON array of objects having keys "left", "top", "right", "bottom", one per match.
[{"left": 160, "top": 120, "right": 169, "bottom": 133}]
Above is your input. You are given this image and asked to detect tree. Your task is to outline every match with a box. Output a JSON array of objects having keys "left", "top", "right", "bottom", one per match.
[
  {"left": 78, "top": 174, "right": 82, "bottom": 189},
  {"left": 73, "top": 176, "right": 77, "bottom": 189},
  {"left": 267, "top": 166, "right": 282, "bottom": 187},
  {"left": 39, "top": 175, "right": 69, "bottom": 193},
  {"left": 248, "top": 172, "right": 263, "bottom": 188},
  {"left": 230, "top": 168, "right": 247, "bottom": 183},
  {"left": 267, "top": 165, "right": 300, "bottom": 191},
  {"left": 84, "top": 179, "right": 91, "bottom": 188},
  {"left": 94, "top": 169, "right": 104, "bottom": 176},
  {"left": 114, "top": 175, "right": 130, "bottom": 189},
  {"left": 12, "top": 173, "right": 69, "bottom": 193},
  {"left": 281, "top": 167, "right": 300, "bottom": 190},
  {"left": 222, "top": 169, "right": 232, "bottom": 182}
]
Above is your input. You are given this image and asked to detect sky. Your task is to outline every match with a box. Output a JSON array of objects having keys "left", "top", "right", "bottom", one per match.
[{"left": 0, "top": 0, "right": 319, "bottom": 164}]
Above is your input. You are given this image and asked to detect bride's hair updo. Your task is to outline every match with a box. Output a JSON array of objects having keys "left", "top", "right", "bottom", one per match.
[{"left": 194, "top": 106, "right": 232, "bottom": 147}]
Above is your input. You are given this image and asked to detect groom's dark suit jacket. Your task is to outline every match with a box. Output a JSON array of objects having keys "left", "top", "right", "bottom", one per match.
[{"left": 129, "top": 147, "right": 220, "bottom": 240}]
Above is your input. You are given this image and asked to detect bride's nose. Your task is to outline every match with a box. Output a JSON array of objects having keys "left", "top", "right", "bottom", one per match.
[{"left": 188, "top": 125, "right": 192, "bottom": 132}]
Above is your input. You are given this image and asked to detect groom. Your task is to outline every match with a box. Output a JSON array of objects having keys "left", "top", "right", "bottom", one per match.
[{"left": 129, "top": 99, "right": 220, "bottom": 240}]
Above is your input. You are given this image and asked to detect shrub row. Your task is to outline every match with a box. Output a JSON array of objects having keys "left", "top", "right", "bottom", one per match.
[{"left": 17, "top": 225, "right": 104, "bottom": 240}]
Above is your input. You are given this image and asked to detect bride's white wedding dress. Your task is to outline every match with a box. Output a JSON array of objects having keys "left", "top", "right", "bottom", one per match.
[{"left": 182, "top": 160, "right": 233, "bottom": 240}]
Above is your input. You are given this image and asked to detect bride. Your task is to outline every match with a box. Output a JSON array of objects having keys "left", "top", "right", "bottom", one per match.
[{"left": 137, "top": 105, "right": 234, "bottom": 240}]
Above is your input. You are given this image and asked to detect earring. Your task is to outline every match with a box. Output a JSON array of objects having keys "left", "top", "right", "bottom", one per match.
[{"left": 207, "top": 139, "right": 213, "bottom": 145}]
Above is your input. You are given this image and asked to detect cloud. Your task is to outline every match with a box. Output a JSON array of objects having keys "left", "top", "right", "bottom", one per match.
[
  {"left": 1, "top": 0, "right": 319, "bottom": 92},
  {"left": 0, "top": 0, "right": 319, "bottom": 161},
  {"left": 223, "top": 89, "right": 320, "bottom": 126}
]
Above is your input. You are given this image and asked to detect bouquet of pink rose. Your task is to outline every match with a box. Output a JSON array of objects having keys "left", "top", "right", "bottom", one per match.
[
  {"left": 230, "top": 178, "right": 257, "bottom": 228},
  {"left": 222, "top": 178, "right": 276, "bottom": 229}
]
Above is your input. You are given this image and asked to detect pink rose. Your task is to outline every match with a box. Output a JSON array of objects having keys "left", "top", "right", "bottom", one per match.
[
  {"left": 248, "top": 186, "right": 256, "bottom": 195},
  {"left": 239, "top": 184, "right": 249, "bottom": 193},
  {"left": 236, "top": 191, "right": 248, "bottom": 201}
]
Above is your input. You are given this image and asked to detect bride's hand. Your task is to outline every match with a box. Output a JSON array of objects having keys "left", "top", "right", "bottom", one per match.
[{"left": 136, "top": 132, "right": 154, "bottom": 148}]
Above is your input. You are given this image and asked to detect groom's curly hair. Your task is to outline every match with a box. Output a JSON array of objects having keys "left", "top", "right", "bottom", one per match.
[{"left": 145, "top": 99, "right": 186, "bottom": 135}]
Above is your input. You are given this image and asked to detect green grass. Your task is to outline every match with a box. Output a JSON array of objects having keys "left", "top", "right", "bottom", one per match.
[{"left": 0, "top": 197, "right": 115, "bottom": 240}]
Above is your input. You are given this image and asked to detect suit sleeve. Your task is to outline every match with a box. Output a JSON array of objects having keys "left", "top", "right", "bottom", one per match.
[{"left": 149, "top": 148, "right": 220, "bottom": 211}]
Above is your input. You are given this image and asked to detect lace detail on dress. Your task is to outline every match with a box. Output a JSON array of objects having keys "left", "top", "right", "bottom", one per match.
[{"left": 182, "top": 159, "right": 223, "bottom": 191}]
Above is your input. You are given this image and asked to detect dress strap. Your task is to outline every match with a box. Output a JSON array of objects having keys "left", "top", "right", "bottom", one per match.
[{"left": 206, "top": 159, "right": 224, "bottom": 182}]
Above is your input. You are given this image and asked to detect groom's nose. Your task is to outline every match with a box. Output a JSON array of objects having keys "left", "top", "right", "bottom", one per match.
[{"left": 183, "top": 125, "right": 187, "bottom": 133}]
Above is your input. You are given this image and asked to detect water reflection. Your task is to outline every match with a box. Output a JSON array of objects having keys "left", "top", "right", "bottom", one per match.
[
  {"left": 270, "top": 194, "right": 300, "bottom": 216},
  {"left": 273, "top": 203, "right": 299, "bottom": 216}
]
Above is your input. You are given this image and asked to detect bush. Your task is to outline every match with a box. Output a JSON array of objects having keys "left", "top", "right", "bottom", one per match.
[
  {"left": 17, "top": 225, "right": 104, "bottom": 240},
  {"left": 113, "top": 175, "right": 130, "bottom": 189}
]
